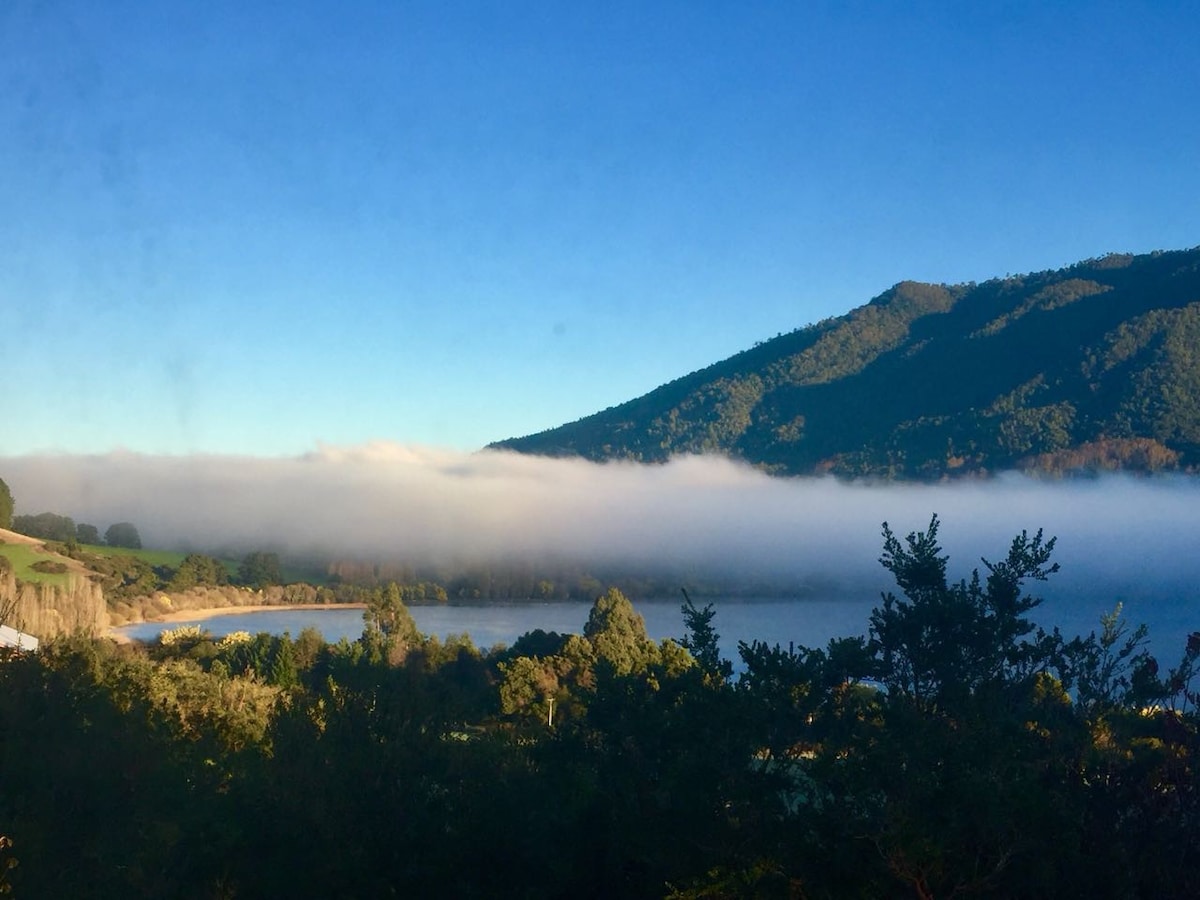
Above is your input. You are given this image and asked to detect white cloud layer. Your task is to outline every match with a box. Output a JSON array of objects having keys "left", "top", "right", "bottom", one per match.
[{"left": 3, "top": 444, "right": 1198, "bottom": 603}]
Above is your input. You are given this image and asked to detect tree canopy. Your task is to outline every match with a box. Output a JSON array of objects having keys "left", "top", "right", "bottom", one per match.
[
  {"left": 583, "top": 587, "right": 660, "bottom": 676},
  {"left": 104, "top": 522, "right": 142, "bottom": 549},
  {"left": 0, "top": 519, "right": 1197, "bottom": 898},
  {"left": 167, "top": 554, "right": 229, "bottom": 591},
  {"left": 13, "top": 512, "right": 76, "bottom": 543},
  {"left": 0, "top": 478, "right": 12, "bottom": 530},
  {"left": 237, "top": 551, "right": 281, "bottom": 589},
  {"left": 869, "top": 514, "right": 1059, "bottom": 707}
]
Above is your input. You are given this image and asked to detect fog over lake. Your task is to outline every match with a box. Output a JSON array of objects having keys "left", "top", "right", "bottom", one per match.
[
  {"left": 7, "top": 443, "right": 1185, "bottom": 655},
  {"left": 8, "top": 447, "right": 1200, "bottom": 579}
]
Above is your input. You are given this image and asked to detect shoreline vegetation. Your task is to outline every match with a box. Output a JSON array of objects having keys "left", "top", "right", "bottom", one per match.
[
  {"left": 139, "top": 601, "right": 368, "bottom": 625},
  {"left": 0, "top": 517, "right": 1196, "bottom": 898},
  {"left": 1, "top": 528, "right": 794, "bottom": 646},
  {"left": 104, "top": 575, "right": 366, "bottom": 626},
  {"left": 107, "top": 601, "right": 368, "bottom": 643}
]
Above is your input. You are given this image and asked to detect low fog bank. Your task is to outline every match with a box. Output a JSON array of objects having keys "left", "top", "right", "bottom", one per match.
[{"left": 4, "top": 444, "right": 1199, "bottom": 602}]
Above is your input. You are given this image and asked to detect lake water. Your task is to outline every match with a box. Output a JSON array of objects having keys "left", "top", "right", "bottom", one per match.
[
  {"left": 115, "top": 588, "right": 1197, "bottom": 663},
  {"left": 117, "top": 597, "right": 879, "bottom": 662}
]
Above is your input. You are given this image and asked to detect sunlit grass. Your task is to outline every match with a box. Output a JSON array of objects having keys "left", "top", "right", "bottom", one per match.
[
  {"left": 0, "top": 542, "right": 73, "bottom": 587},
  {"left": 78, "top": 543, "right": 188, "bottom": 568},
  {"left": 79, "top": 544, "right": 241, "bottom": 579}
]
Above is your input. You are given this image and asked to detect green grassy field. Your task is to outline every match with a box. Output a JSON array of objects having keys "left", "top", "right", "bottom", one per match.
[
  {"left": 0, "top": 542, "right": 74, "bottom": 587},
  {"left": 5, "top": 538, "right": 305, "bottom": 588},
  {"left": 77, "top": 544, "right": 242, "bottom": 579},
  {"left": 78, "top": 544, "right": 188, "bottom": 568}
]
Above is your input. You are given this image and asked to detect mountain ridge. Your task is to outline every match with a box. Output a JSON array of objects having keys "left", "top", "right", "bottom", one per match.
[{"left": 491, "top": 247, "right": 1200, "bottom": 479}]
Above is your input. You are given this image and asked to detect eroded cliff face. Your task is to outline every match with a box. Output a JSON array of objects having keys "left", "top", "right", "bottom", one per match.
[{"left": 0, "top": 569, "right": 106, "bottom": 639}]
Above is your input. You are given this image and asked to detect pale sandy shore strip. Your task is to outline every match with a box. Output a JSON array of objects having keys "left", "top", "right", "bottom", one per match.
[
  {"left": 146, "top": 602, "right": 367, "bottom": 624},
  {"left": 108, "top": 602, "right": 368, "bottom": 642}
]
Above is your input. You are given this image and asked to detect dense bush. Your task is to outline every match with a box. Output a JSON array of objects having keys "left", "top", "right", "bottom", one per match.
[{"left": 1, "top": 519, "right": 1196, "bottom": 899}]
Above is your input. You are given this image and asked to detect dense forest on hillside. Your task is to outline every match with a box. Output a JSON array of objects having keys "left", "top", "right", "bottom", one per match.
[
  {"left": 494, "top": 248, "right": 1200, "bottom": 478},
  {"left": 1, "top": 519, "right": 1197, "bottom": 898}
]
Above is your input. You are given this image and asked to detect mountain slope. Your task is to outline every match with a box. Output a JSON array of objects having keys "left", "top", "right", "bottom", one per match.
[{"left": 492, "top": 247, "right": 1200, "bottom": 478}]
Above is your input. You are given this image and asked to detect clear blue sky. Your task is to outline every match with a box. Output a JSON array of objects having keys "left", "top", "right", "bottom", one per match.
[{"left": 3, "top": 0, "right": 1197, "bottom": 456}]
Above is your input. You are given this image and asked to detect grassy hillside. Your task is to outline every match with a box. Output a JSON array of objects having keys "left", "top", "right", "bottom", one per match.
[
  {"left": 493, "top": 247, "right": 1200, "bottom": 478},
  {"left": 76, "top": 544, "right": 244, "bottom": 580},
  {"left": 0, "top": 542, "right": 75, "bottom": 588},
  {"left": 0, "top": 530, "right": 97, "bottom": 589},
  {"left": 78, "top": 544, "right": 189, "bottom": 569}
]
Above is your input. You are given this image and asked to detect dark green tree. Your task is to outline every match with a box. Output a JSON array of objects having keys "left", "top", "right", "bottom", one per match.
[
  {"left": 504, "top": 628, "right": 568, "bottom": 661},
  {"left": 364, "top": 582, "right": 420, "bottom": 646},
  {"left": 269, "top": 634, "right": 299, "bottom": 689},
  {"left": 584, "top": 587, "right": 659, "bottom": 676},
  {"left": 75, "top": 523, "right": 101, "bottom": 545},
  {"left": 104, "top": 521, "right": 142, "bottom": 549},
  {"left": 870, "top": 514, "right": 1059, "bottom": 708},
  {"left": 680, "top": 588, "right": 732, "bottom": 680},
  {"left": 13, "top": 512, "right": 76, "bottom": 543},
  {"left": 167, "top": 554, "right": 230, "bottom": 591},
  {"left": 769, "top": 515, "right": 1099, "bottom": 899},
  {"left": 238, "top": 551, "right": 282, "bottom": 588},
  {"left": 0, "top": 478, "right": 12, "bottom": 529}
]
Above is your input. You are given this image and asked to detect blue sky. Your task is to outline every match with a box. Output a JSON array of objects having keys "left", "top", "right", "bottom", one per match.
[{"left": 3, "top": 0, "right": 1198, "bottom": 456}]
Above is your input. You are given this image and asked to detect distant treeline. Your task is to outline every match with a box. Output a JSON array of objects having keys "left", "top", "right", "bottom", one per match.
[
  {"left": 1, "top": 516, "right": 1196, "bottom": 898},
  {"left": 2, "top": 480, "right": 140, "bottom": 548},
  {"left": 11, "top": 511, "right": 142, "bottom": 549},
  {"left": 322, "top": 556, "right": 794, "bottom": 601},
  {"left": 5, "top": 503, "right": 798, "bottom": 632}
]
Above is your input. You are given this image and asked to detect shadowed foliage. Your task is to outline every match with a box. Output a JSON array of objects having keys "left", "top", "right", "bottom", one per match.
[{"left": 0, "top": 520, "right": 1196, "bottom": 899}]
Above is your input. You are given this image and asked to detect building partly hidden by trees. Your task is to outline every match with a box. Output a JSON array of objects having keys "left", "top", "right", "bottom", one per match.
[{"left": 0, "top": 517, "right": 1196, "bottom": 899}]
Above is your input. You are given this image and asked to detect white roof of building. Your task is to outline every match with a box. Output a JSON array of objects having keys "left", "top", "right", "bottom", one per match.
[{"left": 0, "top": 624, "right": 38, "bottom": 651}]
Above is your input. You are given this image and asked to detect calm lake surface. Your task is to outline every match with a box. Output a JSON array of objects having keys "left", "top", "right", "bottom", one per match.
[
  {"left": 117, "top": 597, "right": 878, "bottom": 662},
  {"left": 116, "top": 588, "right": 1196, "bottom": 662}
]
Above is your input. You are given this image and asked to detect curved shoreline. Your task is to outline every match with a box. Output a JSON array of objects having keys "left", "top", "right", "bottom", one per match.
[
  {"left": 108, "top": 602, "right": 368, "bottom": 642},
  {"left": 142, "top": 602, "right": 368, "bottom": 624}
]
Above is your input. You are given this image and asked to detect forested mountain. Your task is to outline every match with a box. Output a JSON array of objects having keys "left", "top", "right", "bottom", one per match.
[{"left": 493, "top": 247, "right": 1200, "bottom": 478}]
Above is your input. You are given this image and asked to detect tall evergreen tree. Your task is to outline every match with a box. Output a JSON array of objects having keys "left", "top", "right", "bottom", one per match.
[
  {"left": 680, "top": 588, "right": 731, "bottom": 680},
  {"left": 584, "top": 587, "right": 658, "bottom": 676}
]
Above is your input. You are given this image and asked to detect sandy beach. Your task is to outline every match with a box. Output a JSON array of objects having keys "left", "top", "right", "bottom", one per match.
[
  {"left": 107, "top": 602, "right": 368, "bottom": 642},
  {"left": 145, "top": 602, "right": 367, "bottom": 624}
]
